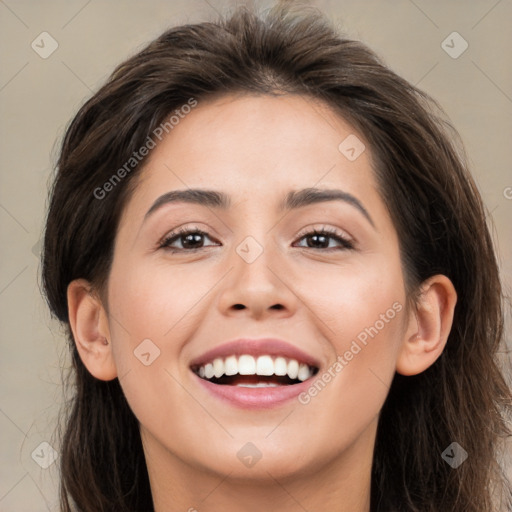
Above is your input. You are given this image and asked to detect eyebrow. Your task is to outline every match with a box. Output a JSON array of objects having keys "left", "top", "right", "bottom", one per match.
[{"left": 144, "top": 187, "right": 375, "bottom": 227}]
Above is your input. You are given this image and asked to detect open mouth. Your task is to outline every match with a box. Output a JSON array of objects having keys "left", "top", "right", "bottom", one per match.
[{"left": 191, "top": 354, "right": 319, "bottom": 387}]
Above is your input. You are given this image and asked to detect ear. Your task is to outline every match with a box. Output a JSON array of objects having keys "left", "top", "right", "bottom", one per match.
[
  {"left": 396, "top": 274, "right": 457, "bottom": 376},
  {"left": 67, "top": 278, "right": 118, "bottom": 381}
]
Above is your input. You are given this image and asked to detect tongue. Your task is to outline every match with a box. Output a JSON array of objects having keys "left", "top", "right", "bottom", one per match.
[{"left": 213, "top": 374, "right": 296, "bottom": 386}]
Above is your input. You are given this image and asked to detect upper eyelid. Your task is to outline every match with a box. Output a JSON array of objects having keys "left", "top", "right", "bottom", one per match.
[
  {"left": 161, "top": 224, "right": 351, "bottom": 240},
  {"left": 295, "top": 224, "right": 352, "bottom": 240}
]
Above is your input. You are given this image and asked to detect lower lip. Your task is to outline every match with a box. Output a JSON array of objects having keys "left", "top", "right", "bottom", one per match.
[{"left": 192, "top": 372, "right": 313, "bottom": 409}]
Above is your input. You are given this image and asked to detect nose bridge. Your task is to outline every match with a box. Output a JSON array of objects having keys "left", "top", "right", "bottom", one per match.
[
  {"left": 232, "top": 230, "right": 280, "bottom": 291},
  {"left": 230, "top": 203, "right": 279, "bottom": 277},
  {"left": 215, "top": 227, "right": 296, "bottom": 318}
]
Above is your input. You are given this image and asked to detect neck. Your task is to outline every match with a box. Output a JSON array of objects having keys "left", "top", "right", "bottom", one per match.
[{"left": 143, "top": 418, "right": 377, "bottom": 512}]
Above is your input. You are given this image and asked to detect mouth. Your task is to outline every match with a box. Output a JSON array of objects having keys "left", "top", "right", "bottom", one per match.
[
  {"left": 189, "top": 338, "right": 321, "bottom": 408},
  {"left": 191, "top": 354, "right": 319, "bottom": 387}
]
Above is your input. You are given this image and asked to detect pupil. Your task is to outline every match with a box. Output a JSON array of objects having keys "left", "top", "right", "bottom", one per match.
[
  {"left": 183, "top": 233, "right": 203, "bottom": 248},
  {"left": 309, "top": 234, "right": 327, "bottom": 248}
]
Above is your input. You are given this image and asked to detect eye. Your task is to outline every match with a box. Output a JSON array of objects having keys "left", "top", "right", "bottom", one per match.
[
  {"left": 158, "top": 225, "right": 355, "bottom": 253},
  {"left": 293, "top": 227, "right": 355, "bottom": 251},
  {"left": 159, "top": 226, "right": 219, "bottom": 252}
]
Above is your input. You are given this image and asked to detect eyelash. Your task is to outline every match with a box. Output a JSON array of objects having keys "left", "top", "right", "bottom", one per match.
[{"left": 158, "top": 225, "right": 355, "bottom": 253}]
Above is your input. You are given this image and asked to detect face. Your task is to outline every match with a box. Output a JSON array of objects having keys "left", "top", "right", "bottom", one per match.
[{"left": 104, "top": 93, "right": 410, "bottom": 480}]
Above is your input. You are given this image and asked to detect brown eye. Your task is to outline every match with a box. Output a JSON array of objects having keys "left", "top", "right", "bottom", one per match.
[
  {"left": 294, "top": 228, "right": 354, "bottom": 251},
  {"left": 159, "top": 228, "right": 219, "bottom": 252}
]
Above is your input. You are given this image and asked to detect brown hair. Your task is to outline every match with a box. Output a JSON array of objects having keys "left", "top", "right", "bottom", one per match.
[{"left": 42, "top": 4, "right": 512, "bottom": 511}]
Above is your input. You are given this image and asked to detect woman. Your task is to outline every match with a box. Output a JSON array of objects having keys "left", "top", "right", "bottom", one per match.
[{"left": 41, "top": 3, "right": 512, "bottom": 511}]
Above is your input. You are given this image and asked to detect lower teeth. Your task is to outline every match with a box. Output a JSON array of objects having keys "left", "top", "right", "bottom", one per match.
[{"left": 235, "top": 382, "right": 282, "bottom": 388}]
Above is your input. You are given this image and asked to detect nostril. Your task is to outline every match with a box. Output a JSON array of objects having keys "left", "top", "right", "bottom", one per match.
[{"left": 233, "top": 304, "right": 245, "bottom": 310}]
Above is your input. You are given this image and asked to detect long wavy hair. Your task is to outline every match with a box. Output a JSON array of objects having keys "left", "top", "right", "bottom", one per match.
[{"left": 41, "top": 4, "right": 512, "bottom": 511}]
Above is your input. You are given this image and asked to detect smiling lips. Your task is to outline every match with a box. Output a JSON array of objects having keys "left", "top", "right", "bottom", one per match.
[
  {"left": 190, "top": 338, "right": 320, "bottom": 406},
  {"left": 193, "top": 354, "right": 317, "bottom": 386}
]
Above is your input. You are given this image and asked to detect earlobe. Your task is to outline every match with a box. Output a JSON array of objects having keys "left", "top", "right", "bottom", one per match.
[
  {"left": 396, "top": 275, "right": 457, "bottom": 376},
  {"left": 67, "top": 278, "right": 118, "bottom": 381}
]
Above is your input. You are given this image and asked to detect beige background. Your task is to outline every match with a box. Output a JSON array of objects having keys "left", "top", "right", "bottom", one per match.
[{"left": 1, "top": 0, "right": 511, "bottom": 510}]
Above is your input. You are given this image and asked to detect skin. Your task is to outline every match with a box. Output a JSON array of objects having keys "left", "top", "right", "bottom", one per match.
[{"left": 68, "top": 93, "right": 457, "bottom": 512}]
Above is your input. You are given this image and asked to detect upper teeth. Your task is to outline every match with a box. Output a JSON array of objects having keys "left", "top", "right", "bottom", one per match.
[{"left": 195, "top": 355, "right": 315, "bottom": 382}]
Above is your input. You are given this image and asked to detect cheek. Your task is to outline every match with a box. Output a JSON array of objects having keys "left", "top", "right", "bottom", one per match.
[
  {"left": 107, "top": 256, "right": 216, "bottom": 344},
  {"left": 293, "top": 302, "right": 405, "bottom": 464},
  {"left": 297, "top": 248, "right": 406, "bottom": 341},
  {"left": 104, "top": 259, "right": 214, "bottom": 442},
  {"left": 105, "top": 255, "right": 225, "bottom": 418},
  {"left": 295, "top": 254, "right": 406, "bottom": 427},
  {"left": 328, "top": 263, "right": 406, "bottom": 390}
]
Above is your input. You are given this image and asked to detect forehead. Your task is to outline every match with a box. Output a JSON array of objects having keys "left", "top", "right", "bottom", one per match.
[{"left": 122, "top": 93, "right": 380, "bottom": 219}]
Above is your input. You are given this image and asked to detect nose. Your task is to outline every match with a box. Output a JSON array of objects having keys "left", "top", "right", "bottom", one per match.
[{"left": 215, "top": 238, "right": 299, "bottom": 321}]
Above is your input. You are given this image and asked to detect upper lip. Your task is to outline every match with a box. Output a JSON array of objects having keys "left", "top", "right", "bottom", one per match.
[{"left": 189, "top": 338, "right": 321, "bottom": 369}]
